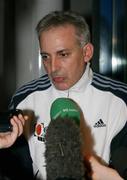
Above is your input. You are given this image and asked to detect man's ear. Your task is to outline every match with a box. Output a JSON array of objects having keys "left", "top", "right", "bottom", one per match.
[{"left": 83, "top": 43, "right": 94, "bottom": 63}]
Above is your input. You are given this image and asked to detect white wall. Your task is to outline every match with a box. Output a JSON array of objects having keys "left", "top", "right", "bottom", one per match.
[{"left": 15, "top": 0, "right": 63, "bottom": 88}]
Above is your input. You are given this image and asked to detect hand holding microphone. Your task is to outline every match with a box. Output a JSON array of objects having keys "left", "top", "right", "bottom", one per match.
[{"left": 0, "top": 109, "right": 27, "bottom": 149}]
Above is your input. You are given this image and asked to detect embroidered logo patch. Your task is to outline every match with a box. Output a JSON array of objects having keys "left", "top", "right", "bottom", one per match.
[{"left": 34, "top": 123, "right": 47, "bottom": 142}]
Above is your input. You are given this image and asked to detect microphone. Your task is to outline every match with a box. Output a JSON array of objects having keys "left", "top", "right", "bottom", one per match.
[
  {"left": 50, "top": 97, "right": 81, "bottom": 126},
  {"left": 45, "top": 98, "right": 86, "bottom": 180}
]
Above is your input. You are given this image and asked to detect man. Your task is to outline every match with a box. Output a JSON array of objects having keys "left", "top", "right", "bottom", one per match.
[{"left": 1, "top": 11, "right": 127, "bottom": 179}]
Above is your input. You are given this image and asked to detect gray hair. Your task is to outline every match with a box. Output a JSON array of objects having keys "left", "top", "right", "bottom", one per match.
[{"left": 36, "top": 11, "right": 91, "bottom": 47}]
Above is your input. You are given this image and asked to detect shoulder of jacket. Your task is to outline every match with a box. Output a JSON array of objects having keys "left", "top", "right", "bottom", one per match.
[
  {"left": 91, "top": 72, "right": 127, "bottom": 105},
  {"left": 9, "top": 74, "right": 51, "bottom": 109}
]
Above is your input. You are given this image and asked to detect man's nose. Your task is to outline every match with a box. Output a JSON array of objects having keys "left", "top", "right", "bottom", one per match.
[{"left": 51, "top": 58, "right": 60, "bottom": 72}]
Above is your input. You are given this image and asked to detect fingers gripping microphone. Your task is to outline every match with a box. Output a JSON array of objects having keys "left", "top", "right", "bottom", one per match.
[{"left": 45, "top": 98, "right": 86, "bottom": 180}]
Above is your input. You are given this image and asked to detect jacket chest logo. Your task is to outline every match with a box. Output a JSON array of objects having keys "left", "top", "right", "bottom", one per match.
[
  {"left": 34, "top": 123, "right": 48, "bottom": 141},
  {"left": 93, "top": 119, "right": 106, "bottom": 128}
]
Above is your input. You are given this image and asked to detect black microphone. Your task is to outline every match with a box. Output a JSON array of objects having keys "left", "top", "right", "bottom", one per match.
[{"left": 45, "top": 98, "right": 86, "bottom": 180}]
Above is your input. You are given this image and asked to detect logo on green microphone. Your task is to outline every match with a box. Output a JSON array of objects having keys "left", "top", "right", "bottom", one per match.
[{"left": 50, "top": 98, "right": 80, "bottom": 126}]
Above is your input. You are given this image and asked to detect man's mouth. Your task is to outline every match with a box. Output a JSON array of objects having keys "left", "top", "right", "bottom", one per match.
[{"left": 52, "top": 76, "right": 64, "bottom": 83}]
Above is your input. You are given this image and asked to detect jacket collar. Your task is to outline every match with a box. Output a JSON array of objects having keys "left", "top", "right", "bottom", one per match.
[{"left": 68, "top": 63, "right": 93, "bottom": 93}]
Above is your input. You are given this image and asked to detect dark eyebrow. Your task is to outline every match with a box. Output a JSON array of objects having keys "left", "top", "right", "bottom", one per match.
[
  {"left": 40, "top": 52, "right": 49, "bottom": 56},
  {"left": 40, "top": 49, "right": 71, "bottom": 56}
]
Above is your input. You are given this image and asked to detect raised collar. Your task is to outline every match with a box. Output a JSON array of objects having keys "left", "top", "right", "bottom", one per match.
[{"left": 68, "top": 63, "right": 93, "bottom": 93}]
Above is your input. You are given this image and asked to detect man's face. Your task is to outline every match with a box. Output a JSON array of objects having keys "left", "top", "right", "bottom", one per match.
[{"left": 39, "top": 25, "right": 93, "bottom": 90}]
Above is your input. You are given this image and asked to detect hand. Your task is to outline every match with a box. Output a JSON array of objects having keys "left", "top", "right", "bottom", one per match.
[
  {"left": 89, "top": 156, "right": 124, "bottom": 180},
  {"left": 0, "top": 114, "right": 28, "bottom": 149}
]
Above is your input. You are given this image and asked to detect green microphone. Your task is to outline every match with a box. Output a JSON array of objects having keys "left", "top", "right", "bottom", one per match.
[
  {"left": 50, "top": 98, "right": 81, "bottom": 126},
  {"left": 46, "top": 98, "right": 85, "bottom": 179}
]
